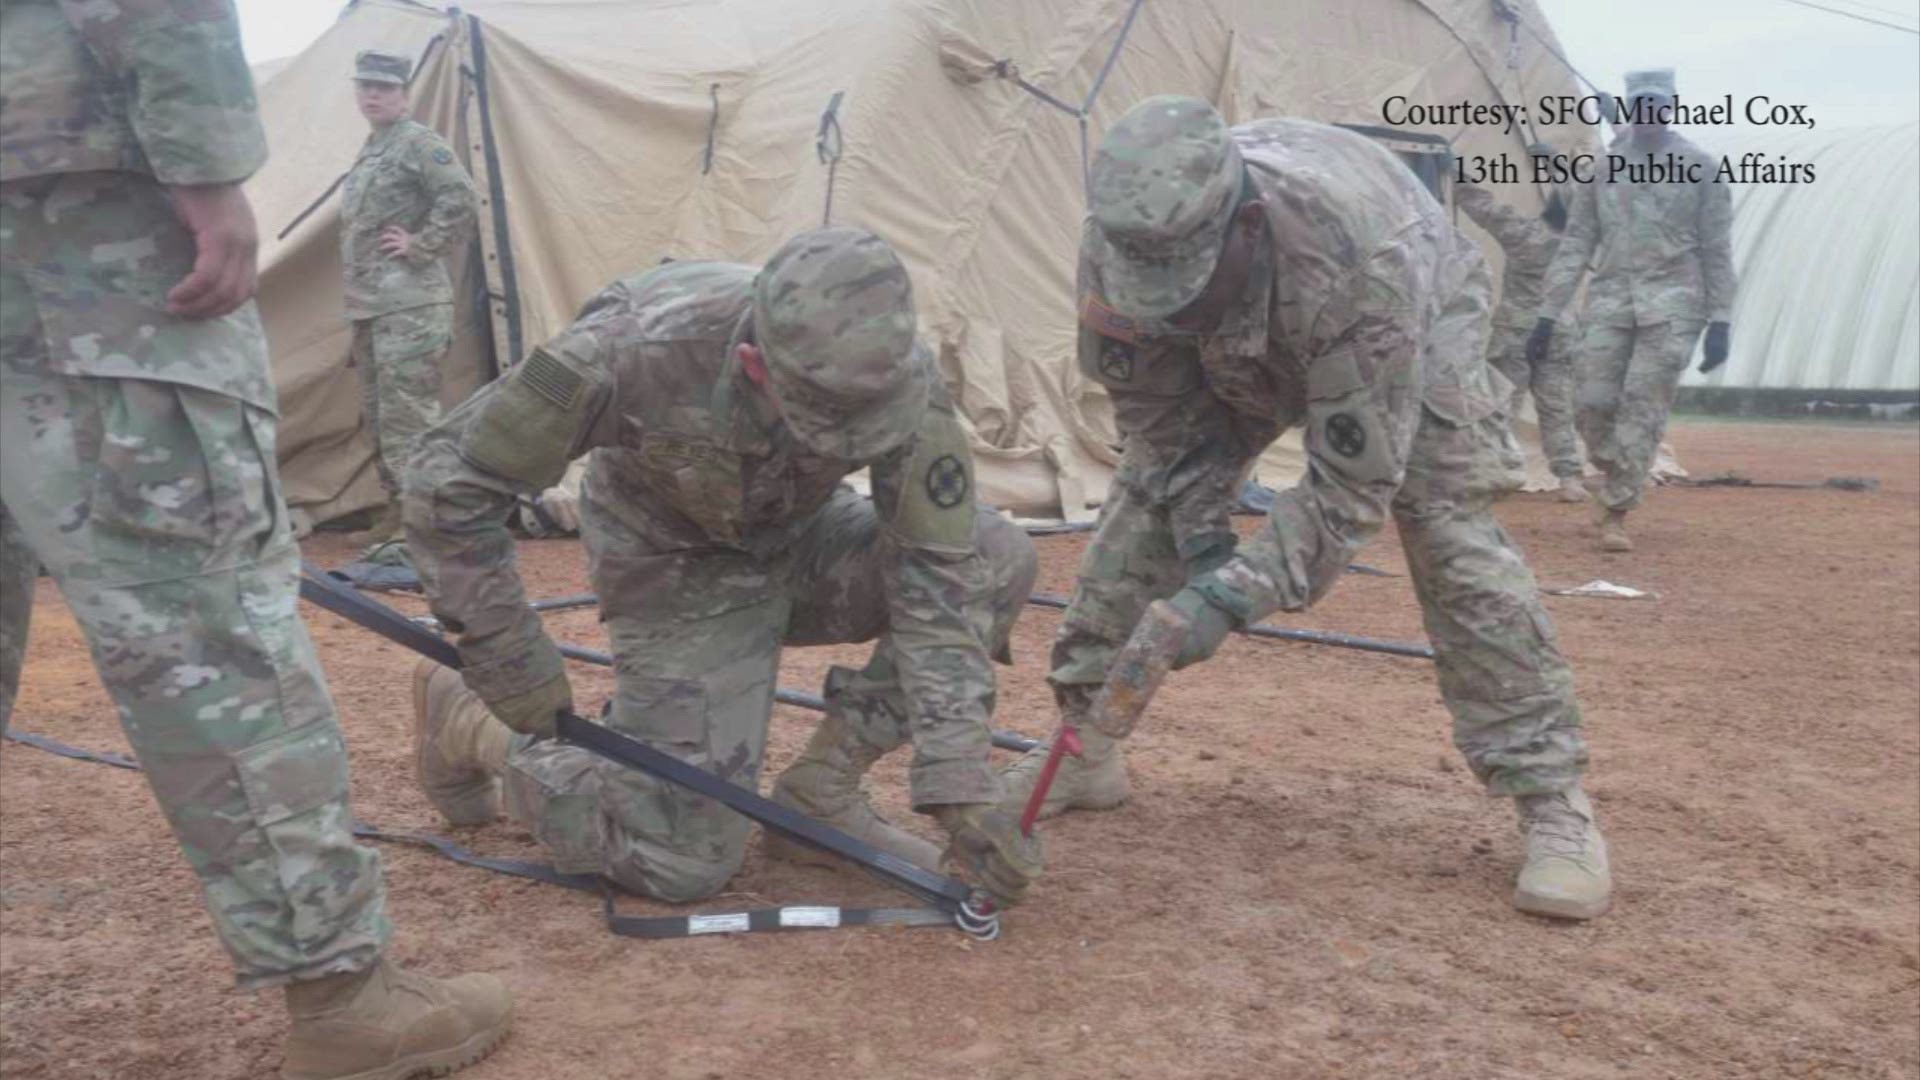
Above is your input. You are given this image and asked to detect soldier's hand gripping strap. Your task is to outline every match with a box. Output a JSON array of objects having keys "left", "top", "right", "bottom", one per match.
[{"left": 463, "top": 349, "right": 592, "bottom": 489}]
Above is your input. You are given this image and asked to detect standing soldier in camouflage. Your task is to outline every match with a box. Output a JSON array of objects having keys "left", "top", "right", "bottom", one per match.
[
  {"left": 0, "top": 2, "right": 510, "bottom": 1077},
  {"left": 404, "top": 228, "right": 1042, "bottom": 906},
  {"left": 342, "top": 49, "right": 477, "bottom": 543},
  {"left": 1457, "top": 170, "right": 1590, "bottom": 503},
  {"left": 1000, "top": 97, "right": 1612, "bottom": 921},
  {"left": 1526, "top": 69, "right": 1736, "bottom": 553}
]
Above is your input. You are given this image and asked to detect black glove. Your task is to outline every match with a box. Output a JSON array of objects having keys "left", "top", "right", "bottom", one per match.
[
  {"left": 1699, "top": 321, "right": 1731, "bottom": 373},
  {"left": 1524, "top": 318, "right": 1555, "bottom": 364}
]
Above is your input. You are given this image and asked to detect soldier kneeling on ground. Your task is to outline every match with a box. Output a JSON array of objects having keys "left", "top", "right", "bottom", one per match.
[{"left": 404, "top": 228, "right": 1041, "bottom": 906}]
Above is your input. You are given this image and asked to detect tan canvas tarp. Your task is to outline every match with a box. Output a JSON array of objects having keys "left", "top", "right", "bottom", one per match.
[{"left": 250, "top": 0, "right": 1595, "bottom": 526}]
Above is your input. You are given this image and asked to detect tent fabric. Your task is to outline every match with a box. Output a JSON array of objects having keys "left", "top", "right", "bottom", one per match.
[
  {"left": 250, "top": 0, "right": 1595, "bottom": 525},
  {"left": 1681, "top": 124, "right": 1920, "bottom": 392}
]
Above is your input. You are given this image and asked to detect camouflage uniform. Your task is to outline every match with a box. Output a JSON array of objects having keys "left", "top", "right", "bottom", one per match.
[
  {"left": 0, "top": 0, "right": 388, "bottom": 988},
  {"left": 1456, "top": 183, "right": 1583, "bottom": 480},
  {"left": 1055, "top": 111, "right": 1586, "bottom": 797},
  {"left": 342, "top": 51, "right": 476, "bottom": 502},
  {"left": 1537, "top": 71, "right": 1736, "bottom": 512},
  {"left": 404, "top": 252, "right": 1036, "bottom": 901}
]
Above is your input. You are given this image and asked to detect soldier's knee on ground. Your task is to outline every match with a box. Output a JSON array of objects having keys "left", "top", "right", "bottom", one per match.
[{"left": 604, "top": 822, "right": 750, "bottom": 904}]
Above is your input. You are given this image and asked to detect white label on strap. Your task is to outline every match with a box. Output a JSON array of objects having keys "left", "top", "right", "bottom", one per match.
[
  {"left": 687, "top": 913, "right": 751, "bottom": 935},
  {"left": 778, "top": 906, "right": 843, "bottom": 929}
]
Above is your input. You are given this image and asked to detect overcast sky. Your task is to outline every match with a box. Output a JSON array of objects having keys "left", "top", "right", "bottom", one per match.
[
  {"left": 1536, "top": 0, "right": 1919, "bottom": 136},
  {"left": 238, "top": 0, "right": 1919, "bottom": 133}
]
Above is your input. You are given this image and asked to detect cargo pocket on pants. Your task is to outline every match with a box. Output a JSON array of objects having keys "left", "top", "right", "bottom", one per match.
[
  {"left": 604, "top": 676, "right": 730, "bottom": 859},
  {"left": 233, "top": 721, "right": 358, "bottom": 951}
]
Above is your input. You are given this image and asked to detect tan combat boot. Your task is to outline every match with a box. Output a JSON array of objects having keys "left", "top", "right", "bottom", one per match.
[
  {"left": 1513, "top": 787, "right": 1613, "bottom": 920},
  {"left": 1597, "top": 509, "right": 1633, "bottom": 552},
  {"left": 996, "top": 725, "right": 1129, "bottom": 822},
  {"left": 282, "top": 958, "right": 512, "bottom": 1080},
  {"left": 412, "top": 659, "right": 514, "bottom": 826},
  {"left": 765, "top": 712, "right": 944, "bottom": 873},
  {"left": 1557, "top": 475, "right": 1591, "bottom": 503},
  {"left": 361, "top": 500, "right": 404, "bottom": 543}
]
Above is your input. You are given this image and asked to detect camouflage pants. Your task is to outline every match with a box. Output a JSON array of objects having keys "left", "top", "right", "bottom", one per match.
[
  {"left": 1487, "top": 322, "right": 1582, "bottom": 479},
  {"left": 501, "top": 489, "right": 1037, "bottom": 901},
  {"left": 1575, "top": 320, "right": 1704, "bottom": 512},
  {"left": 352, "top": 305, "right": 450, "bottom": 499},
  {"left": 0, "top": 171, "right": 390, "bottom": 989},
  {"left": 1052, "top": 409, "right": 1586, "bottom": 797}
]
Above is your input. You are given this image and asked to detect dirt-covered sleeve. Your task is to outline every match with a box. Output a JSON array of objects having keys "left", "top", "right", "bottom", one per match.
[
  {"left": 403, "top": 328, "right": 619, "bottom": 702},
  {"left": 58, "top": 0, "right": 267, "bottom": 184},
  {"left": 1221, "top": 239, "right": 1426, "bottom": 620},
  {"left": 868, "top": 393, "right": 997, "bottom": 805},
  {"left": 1080, "top": 283, "right": 1253, "bottom": 572}
]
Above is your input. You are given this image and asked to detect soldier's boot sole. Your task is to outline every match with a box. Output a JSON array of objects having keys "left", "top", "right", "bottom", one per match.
[
  {"left": 412, "top": 659, "right": 503, "bottom": 827},
  {"left": 763, "top": 770, "right": 944, "bottom": 873},
  {"left": 1513, "top": 882, "right": 1613, "bottom": 921},
  {"left": 298, "top": 1020, "right": 508, "bottom": 1080},
  {"left": 996, "top": 742, "right": 1131, "bottom": 822}
]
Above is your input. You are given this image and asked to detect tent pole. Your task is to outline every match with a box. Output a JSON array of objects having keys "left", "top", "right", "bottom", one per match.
[{"left": 462, "top": 11, "right": 526, "bottom": 366}]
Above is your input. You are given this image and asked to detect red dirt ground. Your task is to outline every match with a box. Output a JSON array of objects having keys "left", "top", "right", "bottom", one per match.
[{"left": 3, "top": 418, "right": 1917, "bottom": 1080}]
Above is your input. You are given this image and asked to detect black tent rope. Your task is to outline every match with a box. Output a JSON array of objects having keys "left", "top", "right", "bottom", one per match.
[
  {"left": 990, "top": 0, "right": 1146, "bottom": 199},
  {"left": 816, "top": 91, "right": 845, "bottom": 226},
  {"left": 513, "top": 586, "right": 1432, "bottom": 661},
  {"left": 1491, "top": 0, "right": 1606, "bottom": 98},
  {"left": 701, "top": 82, "right": 721, "bottom": 175}
]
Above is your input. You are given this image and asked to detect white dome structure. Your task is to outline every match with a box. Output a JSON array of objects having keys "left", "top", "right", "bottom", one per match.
[{"left": 1685, "top": 124, "right": 1919, "bottom": 394}]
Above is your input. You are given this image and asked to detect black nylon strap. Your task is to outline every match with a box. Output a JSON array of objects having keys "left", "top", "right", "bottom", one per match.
[
  {"left": 1, "top": 730, "right": 140, "bottom": 770},
  {"left": 297, "top": 566, "right": 982, "bottom": 920},
  {"left": 555, "top": 711, "right": 972, "bottom": 911},
  {"left": 299, "top": 563, "right": 461, "bottom": 667},
  {"left": 3, "top": 730, "right": 968, "bottom": 940}
]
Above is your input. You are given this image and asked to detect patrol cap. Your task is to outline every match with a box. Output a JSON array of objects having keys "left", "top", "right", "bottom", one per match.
[
  {"left": 753, "top": 228, "right": 929, "bottom": 461},
  {"left": 354, "top": 50, "right": 411, "bottom": 86},
  {"left": 1087, "top": 95, "right": 1243, "bottom": 319},
  {"left": 1623, "top": 68, "right": 1676, "bottom": 102}
]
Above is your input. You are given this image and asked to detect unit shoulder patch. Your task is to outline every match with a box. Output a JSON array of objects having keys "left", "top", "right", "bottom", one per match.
[
  {"left": 1325, "top": 412, "right": 1367, "bottom": 458},
  {"left": 925, "top": 453, "right": 970, "bottom": 509}
]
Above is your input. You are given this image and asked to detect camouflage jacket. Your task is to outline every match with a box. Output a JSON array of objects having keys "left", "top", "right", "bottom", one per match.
[
  {"left": 0, "top": 0, "right": 266, "bottom": 184},
  {"left": 1456, "top": 183, "right": 1573, "bottom": 332},
  {"left": 1537, "top": 130, "right": 1735, "bottom": 328},
  {"left": 1079, "top": 119, "right": 1500, "bottom": 623},
  {"left": 405, "top": 261, "right": 996, "bottom": 737},
  {"left": 340, "top": 119, "right": 476, "bottom": 319}
]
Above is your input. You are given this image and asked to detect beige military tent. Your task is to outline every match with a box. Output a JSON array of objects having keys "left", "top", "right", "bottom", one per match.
[{"left": 250, "top": 0, "right": 1595, "bottom": 527}]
